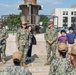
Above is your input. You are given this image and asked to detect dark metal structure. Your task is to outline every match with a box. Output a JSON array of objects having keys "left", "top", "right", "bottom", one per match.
[
  {"left": 0, "top": 0, "right": 58, "bottom": 33},
  {"left": 19, "top": 0, "right": 42, "bottom": 26}
]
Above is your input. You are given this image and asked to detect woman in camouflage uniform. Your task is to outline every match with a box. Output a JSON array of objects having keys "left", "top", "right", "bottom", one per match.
[
  {"left": 49, "top": 43, "right": 73, "bottom": 75},
  {"left": 16, "top": 22, "right": 30, "bottom": 67}
]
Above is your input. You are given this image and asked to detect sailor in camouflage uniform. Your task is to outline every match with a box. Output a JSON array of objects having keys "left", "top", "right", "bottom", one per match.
[
  {"left": 44, "top": 21, "right": 58, "bottom": 65},
  {"left": 0, "top": 23, "right": 8, "bottom": 64},
  {"left": 2, "top": 51, "right": 31, "bottom": 75},
  {"left": 0, "top": 72, "right": 11, "bottom": 75},
  {"left": 16, "top": 22, "right": 30, "bottom": 67},
  {"left": 67, "top": 44, "right": 76, "bottom": 75},
  {"left": 49, "top": 43, "right": 73, "bottom": 75}
]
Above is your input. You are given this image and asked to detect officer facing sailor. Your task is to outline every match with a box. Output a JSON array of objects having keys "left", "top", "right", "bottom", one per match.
[{"left": 16, "top": 21, "right": 30, "bottom": 67}]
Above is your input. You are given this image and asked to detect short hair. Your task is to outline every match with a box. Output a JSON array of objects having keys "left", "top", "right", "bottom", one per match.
[
  {"left": 13, "top": 59, "right": 20, "bottom": 66},
  {"left": 69, "top": 27, "right": 74, "bottom": 31},
  {"left": 60, "top": 30, "right": 66, "bottom": 34},
  {"left": 59, "top": 51, "right": 67, "bottom": 58}
]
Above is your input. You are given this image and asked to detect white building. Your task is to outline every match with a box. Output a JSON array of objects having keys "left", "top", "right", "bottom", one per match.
[{"left": 51, "top": 8, "right": 76, "bottom": 28}]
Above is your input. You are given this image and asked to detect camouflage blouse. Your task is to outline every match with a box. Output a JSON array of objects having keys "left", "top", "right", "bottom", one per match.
[
  {"left": 49, "top": 57, "right": 73, "bottom": 75},
  {"left": 2, "top": 65, "right": 31, "bottom": 75}
]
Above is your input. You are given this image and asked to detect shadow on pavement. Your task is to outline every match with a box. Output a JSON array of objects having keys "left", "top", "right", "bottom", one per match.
[
  {"left": 26, "top": 54, "right": 39, "bottom": 64},
  {"left": 0, "top": 55, "right": 12, "bottom": 62},
  {"left": 5, "top": 55, "right": 12, "bottom": 62}
]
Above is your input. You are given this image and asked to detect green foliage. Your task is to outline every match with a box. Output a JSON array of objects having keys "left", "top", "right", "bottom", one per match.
[
  {"left": 2, "top": 13, "right": 49, "bottom": 31},
  {"left": 2, "top": 12, "right": 22, "bottom": 30},
  {"left": 40, "top": 15, "right": 49, "bottom": 30}
]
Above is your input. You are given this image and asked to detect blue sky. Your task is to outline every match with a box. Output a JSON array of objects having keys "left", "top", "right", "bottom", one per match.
[{"left": 0, "top": 0, "right": 76, "bottom": 17}]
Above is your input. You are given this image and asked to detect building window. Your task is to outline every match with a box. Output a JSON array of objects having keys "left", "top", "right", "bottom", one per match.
[
  {"left": 71, "top": 11, "right": 76, "bottom": 15},
  {"left": 63, "top": 11, "right": 68, "bottom": 15},
  {"left": 63, "top": 17, "right": 68, "bottom": 27},
  {"left": 71, "top": 11, "right": 73, "bottom": 15},
  {"left": 74, "top": 11, "right": 76, "bottom": 15},
  {"left": 71, "top": 17, "right": 76, "bottom": 27},
  {"left": 63, "top": 11, "right": 65, "bottom": 15},
  {"left": 66, "top": 11, "right": 68, "bottom": 15}
]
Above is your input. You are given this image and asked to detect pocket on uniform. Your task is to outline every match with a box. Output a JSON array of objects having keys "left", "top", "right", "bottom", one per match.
[{"left": 19, "top": 40, "right": 25, "bottom": 45}]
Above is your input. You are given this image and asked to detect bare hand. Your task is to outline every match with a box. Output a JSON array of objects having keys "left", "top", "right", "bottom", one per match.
[
  {"left": 67, "top": 53, "right": 71, "bottom": 59},
  {"left": 74, "top": 42, "right": 76, "bottom": 44},
  {"left": 17, "top": 45, "right": 19, "bottom": 49},
  {"left": 0, "top": 38, "right": 3, "bottom": 41},
  {"left": 67, "top": 44, "right": 69, "bottom": 48},
  {"left": 48, "top": 40, "right": 53, "bottom": 44}
]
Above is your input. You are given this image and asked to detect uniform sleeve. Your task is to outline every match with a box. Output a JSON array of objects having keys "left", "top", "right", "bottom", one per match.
[
  {"left": 2, "top": 29, "right": 8, "bottom": 39},
  {"left": 27, "top": 30, "right": 30, "bottom": 46},
  {"left": 52, "top": 29, "right": 58, "bottom": 43},
  {"left": 44, "top": 28, "right": 49, "bottom": 42},
  {"left": 49, "top": 60, "right": 56, "bottom": 75},
  {"left": 3, "top": 69, "right": 8, "bottom": 72},
  {"left": 26, "top": 30, "right": 30, "bottom": 40},
  {"left": 26, "top": 70, "right": 32, "bottom": 75},
  {"left": 23, "top": 68, "right": 32, "bottom": 75},
  {"left": 15, "top": 29, "right": 20, "bottom": 46},
  {"left": 66, "top": 58, "right": 73, "bottom": 72},
  {"left": 2, "top": 67, "right": 10, "bottom": 72},
  {"left": 2, "top": 67, "right": 12, "bottom": 75}
]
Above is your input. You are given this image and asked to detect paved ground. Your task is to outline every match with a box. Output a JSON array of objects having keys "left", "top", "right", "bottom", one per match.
[{"left": 0, "top": 33, "right": 50, "bottom": 75}]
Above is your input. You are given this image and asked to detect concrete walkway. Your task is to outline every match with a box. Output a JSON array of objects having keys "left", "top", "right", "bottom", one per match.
[{"left": 0, "top": 33, "right": 50, "bottom": 75}]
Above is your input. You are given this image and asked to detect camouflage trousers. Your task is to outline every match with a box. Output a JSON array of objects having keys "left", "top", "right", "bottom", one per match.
[
  {"left": 46, "top": 43, "right": 57, "bottom": 62},
  {"left": 18, "top": 45, "right": 29, "bottom": 62},
  {"left": 0, "top": 44, "right": 6, "bottom": 58}
]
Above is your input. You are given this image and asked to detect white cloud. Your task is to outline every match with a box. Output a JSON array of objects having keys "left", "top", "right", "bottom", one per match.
[
  {"left": 0, "top": 3, "right": 19, "bottom": 17},
  {"left": 37, "top": 0, "right": 64, "bottom": 5},
  {"left": 0, "top": 0, "right": 65, "bottom": 17},
  {"left": 0, "top": 0, "right": 63, "bottom": 8},
  {"left": 0, "top": 3, "right": 10, "bottom": 8},
  {"left": 0, "top": 3, "right": 19, "bottom": 9},
  {"left": 17, "top": 0, "right": 24, "bottom": 5}
]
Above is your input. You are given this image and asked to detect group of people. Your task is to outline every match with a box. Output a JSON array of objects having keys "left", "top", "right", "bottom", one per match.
[
  {"left": 58, "top": 27, "right": 76, "bottom": 53},
  {"left": 44, "top": 21, "right": 76, "bottom": 75},
  {"left": 0, "top": 22, "right": 34, "bottom": 75},
  {"left": 0, "top": 20, "right": 76, "bottom": 75}
]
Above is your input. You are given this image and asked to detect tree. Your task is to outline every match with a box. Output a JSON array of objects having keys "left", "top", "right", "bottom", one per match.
[
  {"left": 40, "top": 15, "right": 49, "bottom": 30},
  {"left": 2, "top": 12, "right": 22, "bottom": 30}
]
